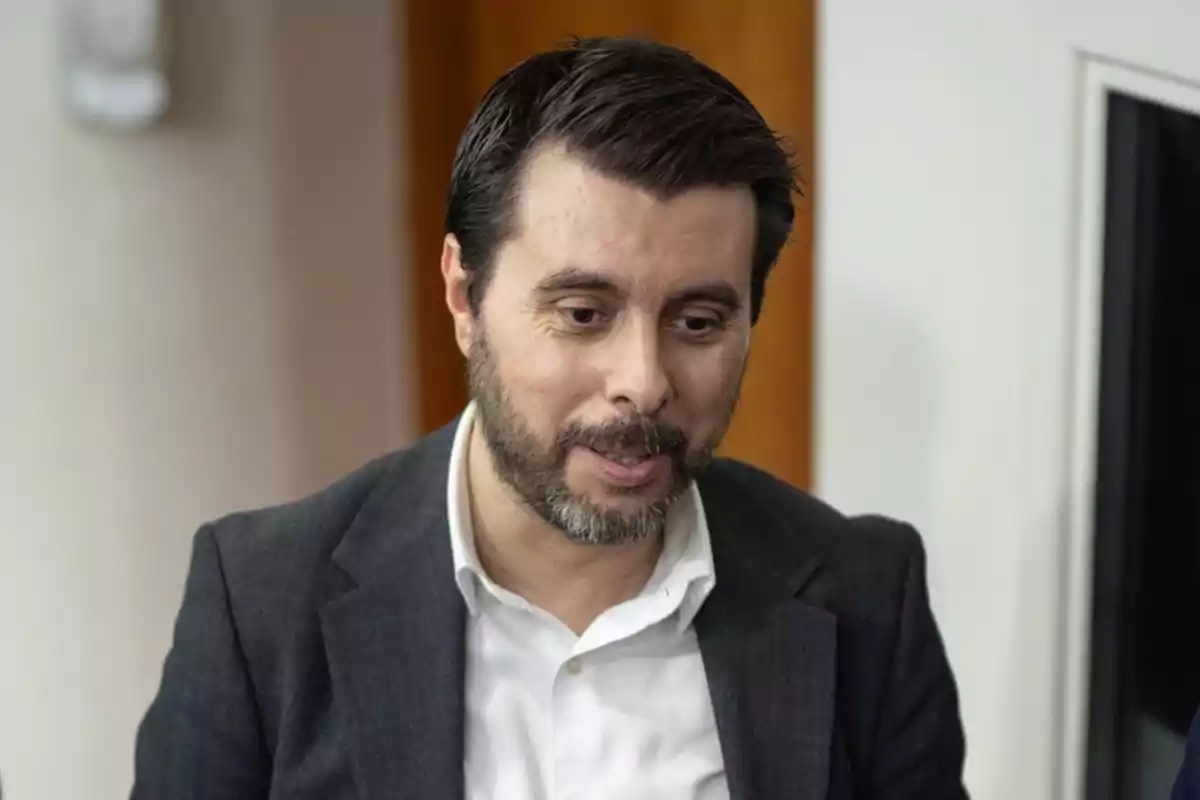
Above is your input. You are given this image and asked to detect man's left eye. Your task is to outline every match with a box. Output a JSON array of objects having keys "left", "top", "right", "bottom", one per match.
[{"left": 676, "top": 315, "right": 720, "bottom": 333}]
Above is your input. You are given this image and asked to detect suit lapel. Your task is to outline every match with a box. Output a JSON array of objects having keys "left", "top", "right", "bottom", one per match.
[
  {"left": 696, "top": 469, "right": 837, "bottom": 800},
  {"left": 320, "top": 424, "right": 465, "bottom": 800}
]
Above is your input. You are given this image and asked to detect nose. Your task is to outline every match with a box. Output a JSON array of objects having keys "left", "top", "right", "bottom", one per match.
[{"left": 605, "top": 317, "right": 672, "bottom": 415}]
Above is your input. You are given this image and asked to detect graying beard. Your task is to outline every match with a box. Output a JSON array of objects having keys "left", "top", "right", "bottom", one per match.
[
  {"left": 467, "top": 325, "right": 715, "bottom": 546},
  {"left": 542, "top": 485, "right": 672, "bottom": 546}
]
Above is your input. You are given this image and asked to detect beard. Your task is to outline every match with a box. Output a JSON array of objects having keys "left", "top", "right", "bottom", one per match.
[{"left": 467, "top": 329, "right": 736, "bottom": 546}]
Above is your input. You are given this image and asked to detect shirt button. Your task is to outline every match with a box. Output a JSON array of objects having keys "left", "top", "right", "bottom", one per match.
[{"left": 565, "top": 657, "right": 582, "bottom": 676}]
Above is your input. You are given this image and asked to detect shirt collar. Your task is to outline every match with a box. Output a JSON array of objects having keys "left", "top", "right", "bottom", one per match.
[
  {"left": 445, "top": 401, "right": 488, "bottom": 615},
  {"left": 445, "top": 401, "right": 716, "bottom": 630}
]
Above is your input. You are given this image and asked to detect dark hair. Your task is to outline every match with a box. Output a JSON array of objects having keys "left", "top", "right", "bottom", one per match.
[{"left": 445, "top": 36, "right": 800, "bottom": 325}]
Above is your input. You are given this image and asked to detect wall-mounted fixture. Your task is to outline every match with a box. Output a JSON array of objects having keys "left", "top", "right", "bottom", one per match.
[{"left": 60, "top": 0, "right": 169, "bottom": 129}]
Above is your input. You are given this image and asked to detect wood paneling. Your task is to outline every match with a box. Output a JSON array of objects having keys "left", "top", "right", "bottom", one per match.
[
  {"left": 401, "top": 0, "right": 815, "bottom": 488},
  {"left": 402, "top": 0, "right": 474, "bottom": 433}
]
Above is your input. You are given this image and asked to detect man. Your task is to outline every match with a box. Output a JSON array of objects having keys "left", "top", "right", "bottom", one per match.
[
  {"left": 1177, "top": 709, "right": 1200, "bottom": 799},
  {"left": 133, "top": 37, "right": 968, "bottom": 799}
]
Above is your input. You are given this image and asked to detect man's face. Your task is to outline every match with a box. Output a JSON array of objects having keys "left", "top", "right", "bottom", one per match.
[{"left": 446, "top": 147, "right": 755, "bottom": 545}]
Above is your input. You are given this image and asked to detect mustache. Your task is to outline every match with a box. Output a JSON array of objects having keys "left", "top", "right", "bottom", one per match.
[{"left": 556, "top": 416, "right": 687, "bottom": 456}]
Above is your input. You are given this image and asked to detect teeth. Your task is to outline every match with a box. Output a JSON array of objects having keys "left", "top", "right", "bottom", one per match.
[{"left": 605, "top": 453, "right": 647, "bottom": 466}]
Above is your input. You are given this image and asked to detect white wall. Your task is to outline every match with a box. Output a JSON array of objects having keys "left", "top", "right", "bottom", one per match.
[
  {"left": 817, "top": 2, "right": 1200, "bottom": 798},
  {"left": 0, "top": 3, "right": 410, "bottom": 797}
]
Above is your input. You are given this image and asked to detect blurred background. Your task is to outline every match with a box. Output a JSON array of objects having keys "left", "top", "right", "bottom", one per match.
[{"left": 0, "top": 1, "right": 1197, "bottom": 798}]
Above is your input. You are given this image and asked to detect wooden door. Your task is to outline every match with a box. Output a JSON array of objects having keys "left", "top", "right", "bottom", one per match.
[{"left": 402, "top": 0, "right": 815, "bottom": 489}]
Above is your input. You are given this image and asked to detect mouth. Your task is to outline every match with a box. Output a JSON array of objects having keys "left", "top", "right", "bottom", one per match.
[
  {"left": 580, "top": 446, "right": 671, "bottom": 488},
  {"left": 591, "top": 448, "right": 653, "bottom": 466}
]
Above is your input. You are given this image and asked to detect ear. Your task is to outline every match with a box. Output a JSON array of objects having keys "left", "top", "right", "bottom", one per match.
[{"left": 441, "top": 234, "right": 475, "bottom": 358}]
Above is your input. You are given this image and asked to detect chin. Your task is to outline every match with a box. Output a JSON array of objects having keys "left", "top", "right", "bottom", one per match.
[{"left": 570, "top": 476, "right": 677, "bottom": 514}]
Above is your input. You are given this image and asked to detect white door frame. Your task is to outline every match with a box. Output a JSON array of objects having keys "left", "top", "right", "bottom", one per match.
[{"left": 1057, "top": 51, "right": 1200, "bottom": 800}]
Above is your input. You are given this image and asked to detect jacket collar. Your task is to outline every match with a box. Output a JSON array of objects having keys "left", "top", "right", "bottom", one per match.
[
  {"left": 695, "top": 464, "right": 836, "bottom": 799},
  {"left": 321, "top": 419, "right": 466, "bottom": 800}
]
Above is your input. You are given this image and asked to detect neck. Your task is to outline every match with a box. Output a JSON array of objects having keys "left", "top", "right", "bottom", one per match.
[{"left": 466, "top": 423, "right": 663, "bottom": 635}]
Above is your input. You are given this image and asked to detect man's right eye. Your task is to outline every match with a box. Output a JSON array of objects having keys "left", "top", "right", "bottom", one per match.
[{"left": 560, "top": 306, "right": 607, "bottom": 327}]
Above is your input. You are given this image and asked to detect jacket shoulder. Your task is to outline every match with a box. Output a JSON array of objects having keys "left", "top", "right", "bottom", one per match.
[
  {"left": 705, "top": 461, "right": 965, "bottom": 787},
  {"left": 703, "top": 458, "right": 925, "bottom": 615},
  {"left": 204, "top": 427, "right": 453, "bottom": 637},
  {"left": 705, "top": 458, "right": 922, "bottom": 562},
  {"left": 206, "top": 449, "right": 402, "bottom": 580}
]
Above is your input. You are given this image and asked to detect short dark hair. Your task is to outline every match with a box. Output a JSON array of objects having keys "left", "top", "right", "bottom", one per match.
[{"left": 445, "top": 36, "right": 800, "bottom": 325}]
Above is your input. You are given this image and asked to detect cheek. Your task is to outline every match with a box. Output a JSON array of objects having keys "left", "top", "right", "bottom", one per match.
[
  {"left": 668, "top": 343, "right": 746, "bottom": 421},
  {"left": 490, "top": 324, "right": 599, "bottom": 426}
]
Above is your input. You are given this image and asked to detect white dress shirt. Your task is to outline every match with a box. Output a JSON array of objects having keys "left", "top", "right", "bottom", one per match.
[{"left": 447, "top": 403, "right": 730, "bottom": 800}]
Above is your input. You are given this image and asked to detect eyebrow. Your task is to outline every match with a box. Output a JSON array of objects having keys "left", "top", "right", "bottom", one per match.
[
  {"left": 533, "top": 267, "right": 744, "bottom": 312},
  {"left": 533, "top": 267, "right": 627, "bottom": 300},
  {"left": 664, "top": 281, "right": 744, "bottom": 313}
]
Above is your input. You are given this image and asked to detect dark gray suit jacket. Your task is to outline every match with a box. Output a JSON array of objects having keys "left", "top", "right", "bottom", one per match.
[{"left": 133, "top": 422, "right": 968, "bottom": 799}]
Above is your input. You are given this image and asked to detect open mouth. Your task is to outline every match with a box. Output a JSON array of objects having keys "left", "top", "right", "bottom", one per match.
[
  {"left": 591, "top": 449, "right": 653, "bottom": 467},
  {"left": 579, "top": 445, "right": 671, "bottom": 488}
]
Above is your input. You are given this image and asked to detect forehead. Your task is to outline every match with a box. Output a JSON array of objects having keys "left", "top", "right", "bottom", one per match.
[{"left": 499, "top": 147, "right": 756, "bottom": 295}]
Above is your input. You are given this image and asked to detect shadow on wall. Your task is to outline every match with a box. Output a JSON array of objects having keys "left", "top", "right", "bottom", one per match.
[
  {"left": 163, "top": 0, "right": 239, "bottom": 133},
  {"left": 258, "top": 0, "right": 407, "bottom": 492},
  {"left": 116, "top": 0, "right": 404, "bottom": 731},
  {"left": 167, "top": 0, "right": 406, "bottom": 497}
]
